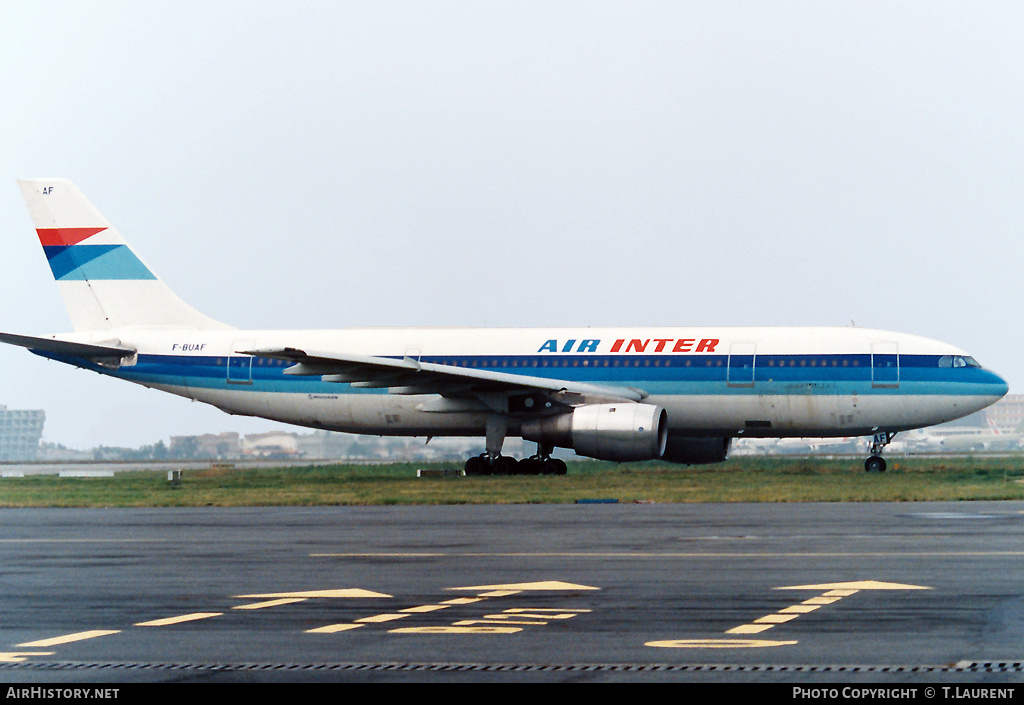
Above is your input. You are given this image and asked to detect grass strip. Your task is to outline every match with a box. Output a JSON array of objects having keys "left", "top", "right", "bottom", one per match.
[{"left": 1, "top": 456, "right": 1023, "bottom": 508}]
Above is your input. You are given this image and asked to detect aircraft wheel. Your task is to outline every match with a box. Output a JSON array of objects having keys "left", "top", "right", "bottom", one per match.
[
  {"left": 492, "top": 456, "right": 518, "bottom": 475},
  {"left": 465, "top": 455, "right": 490, "bottom": 476},
  {"left": 541, "top": 458, "right": 568, "bottom": 475},
  {"left": 519, "top": 458, "right": 542, "bottom": 475},
  {"left": 864, "top": 456, "right": 887, "bottom": 473}
]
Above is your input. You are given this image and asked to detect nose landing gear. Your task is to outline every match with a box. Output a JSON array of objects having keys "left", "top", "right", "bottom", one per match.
[{"left": 865, "top": 432, "right": 896, "bottom": 472}]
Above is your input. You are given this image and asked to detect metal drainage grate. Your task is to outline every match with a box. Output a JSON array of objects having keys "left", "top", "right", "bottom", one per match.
[{"left": 1, "top": 661, "right": 1022, "bottom": 675}]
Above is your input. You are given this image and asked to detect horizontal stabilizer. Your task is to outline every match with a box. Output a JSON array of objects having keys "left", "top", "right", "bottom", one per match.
[{"left": 0, "top": 331, "right": 135, "bottom": 362}]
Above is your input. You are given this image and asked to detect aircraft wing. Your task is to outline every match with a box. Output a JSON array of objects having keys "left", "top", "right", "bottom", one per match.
[
  {"left": 0, "top": 331, "right": 136, "bottom": 366},
  {"left": 243, "top": 346, "right": 647, "bottom": 411}
]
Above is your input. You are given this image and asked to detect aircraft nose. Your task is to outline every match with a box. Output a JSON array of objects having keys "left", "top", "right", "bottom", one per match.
[
  {"left": 982, "top": 366, "right": 1010, "bottom": 399},
  {"left": 992, "top": 369, "right": 1010, "bottom": 398}
]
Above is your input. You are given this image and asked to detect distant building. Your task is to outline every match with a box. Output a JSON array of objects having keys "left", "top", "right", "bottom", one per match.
[
  {"left": 169, "top": 432, "right": 241, "bottom": 459},
  {"left": 242, "top": 431, "right": 301, "bottom": 458},
  {"left": 932, "top": 393, "right": 1024, "bottom": 434},
  {"left": 0, "top": 404, "right": 46, "bottom": 461},
  {"left": 986, "top": 393, "right": 1024, "bottom": 433}
]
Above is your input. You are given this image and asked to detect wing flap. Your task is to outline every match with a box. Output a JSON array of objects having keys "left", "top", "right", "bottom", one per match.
[{"left": 242, "top": 347, "right": 646, "bottom": 404}]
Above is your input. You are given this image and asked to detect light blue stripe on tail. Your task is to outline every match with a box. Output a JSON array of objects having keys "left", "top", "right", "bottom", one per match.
[{"left": 43, "top": 245, "right": 157, "bottom": 281}]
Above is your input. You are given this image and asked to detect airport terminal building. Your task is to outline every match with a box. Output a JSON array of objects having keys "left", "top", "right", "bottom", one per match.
[{"left": 0, "top": 404, "right": 45, "bottom": 461}]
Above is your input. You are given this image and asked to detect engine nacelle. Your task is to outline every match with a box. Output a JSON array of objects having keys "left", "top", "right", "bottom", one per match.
[
  {"left": 521, "top": 403, "right": 668, "bottom": 462},
  {"left": 661, "top": 435, "right": 731, "bottom": 465}
]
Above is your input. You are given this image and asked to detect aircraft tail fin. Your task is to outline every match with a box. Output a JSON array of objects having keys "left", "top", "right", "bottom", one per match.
[{"left": 18, "top": 179, "right": 231, "bottom": 332}]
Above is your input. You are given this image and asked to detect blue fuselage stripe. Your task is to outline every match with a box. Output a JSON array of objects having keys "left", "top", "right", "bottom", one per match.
[{"left": 44, "top": 352, "right": 1008, "bottom": 398}]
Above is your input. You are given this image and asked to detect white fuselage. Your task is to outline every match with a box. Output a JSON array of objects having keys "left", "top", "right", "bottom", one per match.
[{"left": 57, "top": 325, "right": 1008, "bottom": 441}]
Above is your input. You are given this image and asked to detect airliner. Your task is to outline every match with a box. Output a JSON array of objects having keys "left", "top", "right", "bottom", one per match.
[{"left": 0, "top": 179, "right": 1009, "bottom": 474}]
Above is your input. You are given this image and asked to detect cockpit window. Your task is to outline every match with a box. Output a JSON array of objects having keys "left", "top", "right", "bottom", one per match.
[{"left": 939, "top": 355, "right": 981, "bottom": 369}]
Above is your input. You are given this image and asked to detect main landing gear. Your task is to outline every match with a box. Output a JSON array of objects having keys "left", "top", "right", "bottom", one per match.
[
  {"left": 865, "top": 431, "right": 896, "bottom": 473},
  {"left": 463, "top": 413, "right": 568, "bottom": 476},
  {"left": 464, "top": 450, "right": 567, "bottom": 476}
]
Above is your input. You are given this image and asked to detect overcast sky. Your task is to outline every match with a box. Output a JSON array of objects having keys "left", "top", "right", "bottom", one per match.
[{"left": 2, "top": 1, "right": 1022, "bottom": 450}]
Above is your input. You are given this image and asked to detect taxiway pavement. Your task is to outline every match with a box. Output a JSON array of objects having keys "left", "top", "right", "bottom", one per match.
[{"left": 1, "top": 501, "right": 1022, "bottom": 683}]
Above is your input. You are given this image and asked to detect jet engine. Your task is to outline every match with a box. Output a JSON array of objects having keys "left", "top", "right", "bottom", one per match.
[
  {"left": 661, "top": 435, "right": 731, "bottom": 465},
  {"left": 521, "top": 403, "right": 668, "bottom": 462}
]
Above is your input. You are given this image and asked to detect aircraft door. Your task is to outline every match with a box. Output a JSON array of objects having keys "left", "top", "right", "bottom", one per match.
[
  {"left": 227, "top": 340, "right": 255, "bottom": 385},
  {"left": 727, "top": 342, "right": 756, "bottom": 388},
  {"left": 871, "top": 342, "right": 899, "bottom": 389}
]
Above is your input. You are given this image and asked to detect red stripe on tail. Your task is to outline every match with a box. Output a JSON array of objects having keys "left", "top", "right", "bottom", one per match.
[{"left": 37, "top": 227, "right": 107, "bottom": 247}]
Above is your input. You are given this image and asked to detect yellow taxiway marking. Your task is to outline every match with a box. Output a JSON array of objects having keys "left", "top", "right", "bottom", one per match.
[
  {"left": 778, "top": 580, "right": 932, "bottom": 592},
  {"left": 233, "top": 598, "right": 307, "bottom": 610},
  {"left": 305, "top": 593, "right": 472, "bottom": 633},
  {"left": 308, "top": 581, "right": 597, "bottom": 635},
  {"left": 724, "top": 582, "right": 927, "bottom": 637},
  {"left": 306, "top": 623, "right": 365, "bottom": 634},
  {"left": 449, "top": 581, "right": 600, "bottom": 592},
  {"left": 307, "top": 598, "right": 473, "bottom": 633},
  {"left": 355, "top": 613, "right": 409, "bottom": 623},
  {"left": 13, "top": 586, "right": 394, "bottom": 662},
  {"left": 440, "top": 597, "right": 486, "bottom": 605},
  {"left": 727, "top": 623, "right": 774, "bottom": 635},
  {"left": 311, "top": 594, "right": 496, "bottom": 630},
  {"left": 235, "top": 587, "right": 391, "bottom": 611},
  {"left": 649, "top": 579, "right": 931, "bottom": 649},
  {"left": 18, "top": 630, "right": 120, "bottom": 648},
  {"left": 236, "top": 588, "right": 393, "bottom": 633},
  {"left": 452, "top": 619, "right": 548, "bottom": 626},
  {"left": 386, "top": 585, "right": 596, "bottom": 635},
  {"left": 648, "top": 638, "right": 799, "bottom": 649},
  {"left": 0, "top": 652, "right": 55, "bottom": 663},
  {"left": 135, "top": 612, "right": 223, "bottom": 627},
  {"left": 752, "top": 613, "right": 800, "bottom": 625},
  {"left": 235, "top": 589, "right": 392, "bottom": 600},
  {"left": 779, "top": 604, "right": 821, "bottom": 614},
  {"left": 476, "top": 590, "right": 522, "bottom": 598},
  {"left": 803, "top": 596, "right": 844, "bottom": 605},
  {"left": 503, "top": 608, "right": 591, "bottom": 618},
  {"left": 453, "top": 609, "right": 591, "bottom": 627},
  {"left": 390, "top": 625, "right": 523, "bottom": 634}
]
